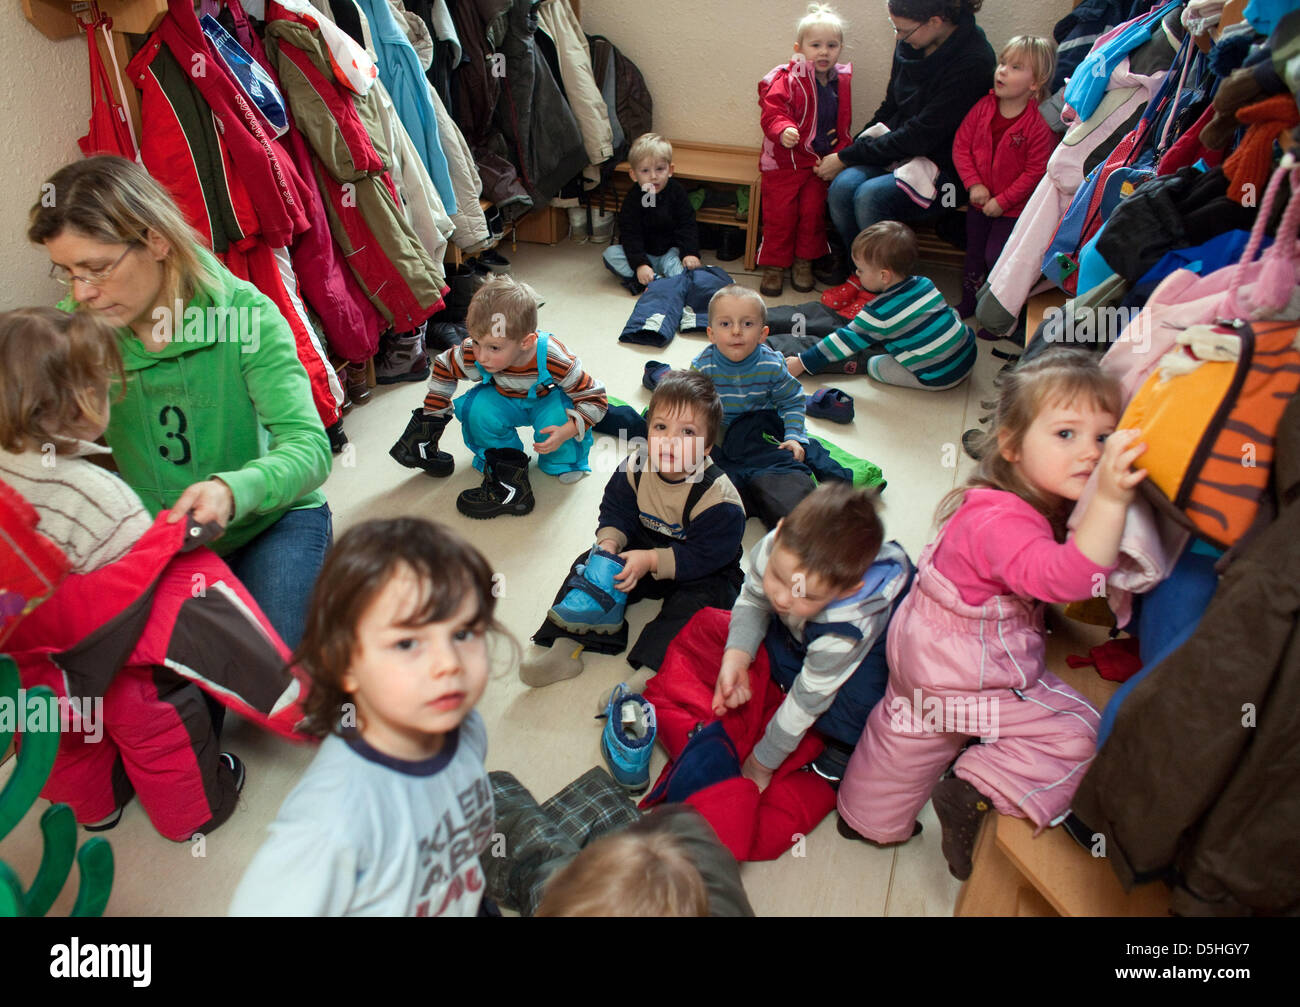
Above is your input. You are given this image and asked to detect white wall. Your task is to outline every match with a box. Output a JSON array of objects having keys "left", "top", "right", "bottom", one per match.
[
  {"left": 3, "top": 2, "right": 91, "bottom": 307},
  {"left": 1, "top": 0, "right": 1071, "bottom": 308},
  {"left": 581, "top": 0, "right": 1071, "bottom": 148}
]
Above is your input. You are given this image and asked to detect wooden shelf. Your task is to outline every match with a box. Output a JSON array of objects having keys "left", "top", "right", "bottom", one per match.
[{"left": 611, "top": 140, "right": 762, "bottom": 270}]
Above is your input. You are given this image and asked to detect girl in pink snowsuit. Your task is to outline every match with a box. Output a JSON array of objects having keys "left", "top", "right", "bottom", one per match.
[{"left": 836, "top": 348, "right": 1148, "bottom": 879}]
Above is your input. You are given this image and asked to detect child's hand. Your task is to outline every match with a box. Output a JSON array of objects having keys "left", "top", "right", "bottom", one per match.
[
  {"left": 982, "top": 197, "right": 1004, "bottom": 218},
  {"left": 682, "top": 254, "right": 702, "bottom": 270},
  {"left": 779, "top": 439, "right": 806, "bottom": 462},
  {"left": 712, "top": 649, "right": 753, "bottom": 716},
  {"left": 534, "top": 418, "right": 579, "bottom": 454},
  {"left": 635, "top": 264, "right": 655, "bottom": 286},
  {"left": 741, "top": 752, "right": 775, "bottom": 792},
  {"left": 614, "top": 549, "right": 657, "bottom": 591},
  {"left": 780, "top": 127, "right": 800, "bottom": 148},
  {"left": 814, "top": 153, "right": 844, "bottom": 181},
  {"left": 785, "top": 355, "right": 806, "bottom": 377},
  {"left": 1096, "top": 427, "right": 1148, "bottom": 505},
  {"left": 168, "top": 478, "right": 235, "bottom": 529},
  {"left": 968, "top": 183, "right": 990, "bottom": 207}
]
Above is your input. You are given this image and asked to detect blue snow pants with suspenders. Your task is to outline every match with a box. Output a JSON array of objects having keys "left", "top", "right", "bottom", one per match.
[{"left": 452, "top": 332, "right": 594, "bottom": 477}]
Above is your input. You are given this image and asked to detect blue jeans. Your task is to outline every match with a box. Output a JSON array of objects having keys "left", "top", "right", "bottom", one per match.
[
  {"left": 827, "top": 165, "right": 954, "bottom": 249},
  {"left": 602, "top": 245, "right": 685, "bottom": 280},
  {"left": 224, "top": 503, "right": 332, "bottom": 651},
  {"left": 454, "top": 384, "right": 593, "bottom": 476}
]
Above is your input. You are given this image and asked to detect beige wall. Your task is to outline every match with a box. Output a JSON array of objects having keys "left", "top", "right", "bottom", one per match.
[
  {"left": 2, "top": 0, "right": 1072, "bottom": 307},
  {"left": 581, "top": 0, "right": 1071, "bottom": 148},
  {"left": 3, "top": 2, "right": 92, "bottom": 307}
]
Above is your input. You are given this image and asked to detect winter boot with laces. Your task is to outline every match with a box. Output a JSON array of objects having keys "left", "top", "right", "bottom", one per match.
[
  {"left": 546, "top": 546, "right": 629, "bottom": 634},
  {"left": 390, "top": 408, "right": 455, "bottom": 477},
  {"left": 598, "top": 683, "right": 657, "bottom": 794},
  {"left": 456, "top": 447, "right": 535, "bottom": 518}
]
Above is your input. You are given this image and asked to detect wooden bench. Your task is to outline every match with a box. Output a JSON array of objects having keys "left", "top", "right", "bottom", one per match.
[{"left": 954, "top": 614, "right": 1171, "bottom": 917}]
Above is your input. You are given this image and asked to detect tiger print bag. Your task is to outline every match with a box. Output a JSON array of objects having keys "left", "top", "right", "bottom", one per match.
[
  {"left": 1113, "top": 159, "right": 1300, "bottom": 550},
  {"left": 1118, "top": 317, "right": 1300, "bottom": 549}
]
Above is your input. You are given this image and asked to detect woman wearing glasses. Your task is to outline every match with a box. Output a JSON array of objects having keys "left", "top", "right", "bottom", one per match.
[
  {"left": 813, "top": 0, "right": 994, "bottom": 284},
  {"left": 29, "top": 155, "right": 332, "bottom": 650}
]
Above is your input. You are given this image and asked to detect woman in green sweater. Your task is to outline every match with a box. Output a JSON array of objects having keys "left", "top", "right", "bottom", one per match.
[{"left": 29, "top": 156, "right": 332, "bottom": 648}]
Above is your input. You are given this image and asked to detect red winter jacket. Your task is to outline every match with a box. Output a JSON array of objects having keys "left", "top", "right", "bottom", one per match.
[
  {"left": 7, "top": 512, "right": 308, "bottom": 737},
  {"left": 758, "top": 60, "right": 853, "bottom": 172},
  {"left": 641, "top": 608, "right": 836, "bottom": 862},
  {"left": 951, "top": 92, "right": 1058, "bottom": 218}
]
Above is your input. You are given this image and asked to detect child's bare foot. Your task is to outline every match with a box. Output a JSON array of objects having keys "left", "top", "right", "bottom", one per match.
[{"left": 930, "top": 776, "right": 993, "bottom": 880}]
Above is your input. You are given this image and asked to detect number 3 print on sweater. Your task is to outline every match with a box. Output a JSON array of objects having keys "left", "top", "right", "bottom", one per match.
[{"left": 158, "top": 405, "right": 192, "bottom": 465}]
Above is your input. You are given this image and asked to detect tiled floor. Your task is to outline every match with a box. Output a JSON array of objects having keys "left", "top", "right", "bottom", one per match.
[{"left": 1, "top": 235, "right": 1027, "bottom": 916}]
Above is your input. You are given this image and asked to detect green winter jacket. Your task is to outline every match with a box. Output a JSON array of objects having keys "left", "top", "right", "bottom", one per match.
[{"left": 60, "top": 250, "right": 330, "bottom": 555}]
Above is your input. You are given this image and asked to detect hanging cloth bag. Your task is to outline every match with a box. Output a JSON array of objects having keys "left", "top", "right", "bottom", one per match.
[{"left": 76, "top": 17, "right": 138, "bottom": 160}]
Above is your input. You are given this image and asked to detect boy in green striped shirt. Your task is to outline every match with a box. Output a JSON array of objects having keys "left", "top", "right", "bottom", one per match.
[{"left": 784, "top": 222, "right": 975, "bottom": 390}]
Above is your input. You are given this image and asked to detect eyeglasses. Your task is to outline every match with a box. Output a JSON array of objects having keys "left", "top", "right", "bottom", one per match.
[
  {"left": 891, "top": 20, "right": 923, "bottom": 44},
  {"left": 49, "top": 244, "right": 137, "bottom": 288}
]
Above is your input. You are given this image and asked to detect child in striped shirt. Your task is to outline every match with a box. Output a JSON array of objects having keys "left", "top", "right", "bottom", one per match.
[
  {"left": 707, "top": 483, "right": 911, "bottom": 788},
  {"left": 0, "top": 308, "right": 151, "bottom": 574},
  {"left": 390, "top": 275, "right": 608, "bottom": 519},
  {"left": 690, "top": 285, "right": 814, "bottom": 527},
  {"left": 784, "top": 221, "right": 975, "bottom": 390}
]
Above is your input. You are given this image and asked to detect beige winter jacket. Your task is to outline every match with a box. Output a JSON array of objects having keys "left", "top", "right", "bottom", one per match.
[{"left": 537, "top": 0, "right": 614, "bottom": 168}]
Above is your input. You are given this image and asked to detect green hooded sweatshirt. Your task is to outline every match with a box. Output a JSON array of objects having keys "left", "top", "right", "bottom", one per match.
[{"left": 62, "top": 250, "right": 331, "bottom": 555}]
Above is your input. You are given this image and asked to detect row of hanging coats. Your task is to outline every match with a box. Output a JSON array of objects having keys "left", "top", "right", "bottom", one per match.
[
  {"left": 979, "top": 0, "right": 1300, "bottom": 916},
  {"left": 100, "top": 0, "right": 625, "bottom": 434}
]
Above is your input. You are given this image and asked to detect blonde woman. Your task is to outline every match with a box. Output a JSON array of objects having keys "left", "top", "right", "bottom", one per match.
[{"left": 29, "top": 155, "right": 332, "bottom": 648}]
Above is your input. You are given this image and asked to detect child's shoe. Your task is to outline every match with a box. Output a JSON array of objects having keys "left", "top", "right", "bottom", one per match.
[
  {"left": 476, "top": 248, "right": 512, "bottom": 273},
  {"left": 642, "top": 359, "right": 671, "bottom": 391},
  {"left": 836, "top": 815, "right": 922, "bottom": 848},
  {"left": 547, "top": 547, "right": 629, "bottom": 634},
  {"left": 930, "top": 775, "right": 994, "bottom": 881},
  {"left": 598, "top": 683, "right": 657, "bottom": 794},
  {"left": 344, "top": 361, "right": 371, "bottom": 408},
  {"left": 389, "top": 408, "right": 455, "bottom": 477},
  {"left": 805, "top": 387, "right": 855, "bottom": 424},
  {"left": 821, "top": 274, "right": 865, "bottom": 311},
  {"left": 220, "top": 751, "right": 247, "bottom": 795},
  {"left": 519, "top": 642, "right": 586, "bottom": 688},
  {"left": 791, "top": 257, "right": 815, "bottom": 292},
  {"left": 326, "top": 420, "right": 348, "bottom": 455},
  {"left": 374, "top": 328, "right": 430, "bottom": 384},
  {"left": 456, "top": 447, "right": 535, "bottom": 518},
  {"left": 760, "top": 266, "right": 784, "bottom": 297}
]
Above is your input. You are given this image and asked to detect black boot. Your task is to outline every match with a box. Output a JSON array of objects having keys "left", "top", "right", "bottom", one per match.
[
  {"left": 326, "top": 419, "right": 348, "bottom": 455},
  {"left": 457, "top": 448, "right": 535, "bottom": 518},
  {"left": 812, "top": 234, "right": 850, "bottom": 286},
  {"left": 389, "top": 408, "right": 454, "bottom": 477}
]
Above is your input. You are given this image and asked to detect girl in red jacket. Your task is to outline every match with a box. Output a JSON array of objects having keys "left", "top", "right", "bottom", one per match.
[
  {"left": 952, "top": 36, "right": 1058, "bottom": 320},
  {"left": 757, "top": 4, "right": 853, "bottom": 297}
]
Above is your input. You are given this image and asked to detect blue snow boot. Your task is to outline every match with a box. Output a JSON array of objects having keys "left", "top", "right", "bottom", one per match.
[
  {"left": 598, "top": 683, "right": 657, "bottom": 794},
  {"left": 546, "top": 547, "right": 628, "bottom": 634}
]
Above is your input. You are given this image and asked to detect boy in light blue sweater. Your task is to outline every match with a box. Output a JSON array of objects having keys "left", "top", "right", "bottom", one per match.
[{"left": 689, "top": 285, "right": 815, "bottom": 527}]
